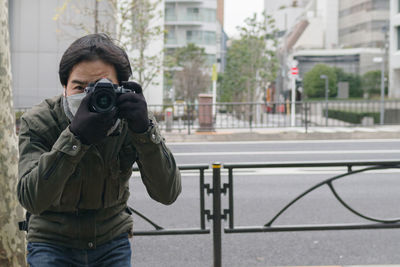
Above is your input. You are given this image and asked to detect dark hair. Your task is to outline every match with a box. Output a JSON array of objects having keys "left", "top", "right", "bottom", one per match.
[{"left": 59, "top": 33, "right": 132, "bottom": 86}]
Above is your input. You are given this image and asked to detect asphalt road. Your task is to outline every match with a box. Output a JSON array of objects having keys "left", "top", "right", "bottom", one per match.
[{"left": 128, "top": 139, "right": 400, "bottom": 267}]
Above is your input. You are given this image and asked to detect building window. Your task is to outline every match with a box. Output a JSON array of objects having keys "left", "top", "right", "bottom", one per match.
[
  {"left": 339, "top": 0, "right": 389, "bottom": 17},
  {"left": 397, "top": 26, "right": 400, "bottom": 50},
  {"left": 165, "top": 4, "right": 176, "bottom": 21},
  {"left": 372, "top": 0, "right": 389, "bottom": 10},
  {"left": 186, "top": 30, "right": 216, "bottom": 45},
  {"left": 165, "top": 28, "right": 176, "bottom": 44},
  {"left": 186, "top": 8, "right": 200, "bottom": 21},
  {"left": 204, "top": 31, "right": 216, "bottom": 45},
  {"left": 185, "top": 7, "right": 216, "bottom": 22},
  {"left": 371, "top": 20, "right": 389, "bottom": 32},
  {"left": 202, "top": 8, "right": 216, "bottom": 22},
  {"left": 186, "top": 30, "right": 202, "bottom": 44},
  {"left": 206, "top": 54, "right": 216, "bottom": 65}
]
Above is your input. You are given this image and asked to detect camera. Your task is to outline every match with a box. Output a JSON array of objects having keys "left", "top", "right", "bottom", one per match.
[{"left": 85, "top": 78, "right": 142, "bottom": 113}]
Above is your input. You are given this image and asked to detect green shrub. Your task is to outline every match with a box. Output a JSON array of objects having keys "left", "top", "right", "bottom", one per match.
[
  {"left": 327, "top": 109, "right": 379, "bottom": 124},
  {"left": 333, "top": 67, "right": 363, "bottom": 98},
  {"left": 303, "top": 64, "right": 337, "bottom": 98},
  {"left": 362, "top": 70, "right": 388, "bottom": 96}
]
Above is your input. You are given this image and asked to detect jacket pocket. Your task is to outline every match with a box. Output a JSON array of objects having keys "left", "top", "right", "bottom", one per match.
[
  {"left": 56, "top": 166, "right": 82, "bottom": 210},
  {"left": 103, "top": 158, "right": 121, "bottom": 208},
  {"left": 118, "top": 169, "right": 132, "bottom": 200}
]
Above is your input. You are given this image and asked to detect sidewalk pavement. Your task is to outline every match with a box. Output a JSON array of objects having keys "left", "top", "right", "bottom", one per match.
[
  {"left": 272, "top": 266, "right": 400, "bottom": 267},
  {"left": 162, "top": 126, "right": 400, "bottom": 143}
]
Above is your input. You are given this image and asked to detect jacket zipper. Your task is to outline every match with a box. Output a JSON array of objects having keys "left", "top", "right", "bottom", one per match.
[{"left": 43, "top": 153, "right": 64, "bottom": 180}]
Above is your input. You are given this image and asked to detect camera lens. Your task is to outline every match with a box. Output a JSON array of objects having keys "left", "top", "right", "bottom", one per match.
[
  {"left": 87, "top": 78, "right": 117, "bottom": 113},
  {"left": 96, "top": 94, "right": 113, "bottom": 110},
  {"left": 91, "top": 89, "right": 115, "bottom": 113}
]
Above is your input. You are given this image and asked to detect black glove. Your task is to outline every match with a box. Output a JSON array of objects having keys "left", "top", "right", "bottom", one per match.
[
  {"left": 69, "top": 93, "right": 117, "bottom": 145},
  {"left": 116, "top": 92, "right": 149, "bottom": 133}
]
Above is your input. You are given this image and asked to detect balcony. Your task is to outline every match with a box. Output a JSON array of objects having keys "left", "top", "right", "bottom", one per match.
[
  {"left": 165, "top": 0, "right": 202, "bottom": 3},
  {"left": 166, "top": 13, "right": 219, "bottom": 27},
  {"left": 165, "top": 15, "right": 205, "bottom": 26}
]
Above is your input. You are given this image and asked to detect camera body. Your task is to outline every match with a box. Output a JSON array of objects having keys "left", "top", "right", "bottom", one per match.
[{"left": 85, "top": 78, "right": 142, "bottom": 113}]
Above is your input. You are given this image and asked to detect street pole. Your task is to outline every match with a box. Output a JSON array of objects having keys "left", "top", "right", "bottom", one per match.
[
  {"left": 320, "top": 75, "right": 329, "bottom": 127},
  {"left": 212, "top": 163, "right": 222, "bottom": 267},
  {"left": 212, "top": 64, "right": 218, "bottom": 119},
  {"left": 380, "top": 57, "right": 385, "bottom": 125},
  {"left": 290, "top": 63, "right": 298, "bottom": 127},
  {"left": 291, "top": 75, "right": 296, "bottom": 126},
  {"left": 94, "top": 0, "right": 98, "bottom": 33},
  {"left": 380, "top": 25, "right": 389, "bottom": 125},
  {"left": 212, "top": 80, "right": 217, "bottom": 117}
]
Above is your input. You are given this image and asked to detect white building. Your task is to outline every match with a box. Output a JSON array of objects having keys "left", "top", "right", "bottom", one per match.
[
  {"left": 9, "top": 0, "right": 76, "bottom": 108},
  {"left": 264, "top": 0, "right": 308, "bottom": 33},
  {"left": 339, "top": 0, "right": 389, "bottom": 48},
  {"left": 164, "top": 0, "right": 220, "bottom": 64},
  {"left": 283, "top": 0, "right": 339, "bottom": 51},
  {"left": 390, "top": 0, "right": 400, "bottom": 98},
  {"left": 9, "top": 0, "right": 165, "bottom": 108},
  {"left": 269, "top": 0, "right": 339, "bottom": 95}
]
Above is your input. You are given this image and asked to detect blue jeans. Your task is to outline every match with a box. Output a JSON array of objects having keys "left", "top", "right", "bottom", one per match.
[{"left": 27, "top": 233, "right": 131, "bottom": 267}]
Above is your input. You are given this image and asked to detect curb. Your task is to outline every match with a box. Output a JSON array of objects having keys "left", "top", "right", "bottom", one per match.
[
  {"left": 272, "top": 266, "right": 400, "bottom": 267},
  {"left": 163, "top": 129, "right": 400, "bottom": 143}
]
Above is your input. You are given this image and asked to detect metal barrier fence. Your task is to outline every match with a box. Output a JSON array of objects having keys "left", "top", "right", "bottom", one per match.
[
  {"left": 146, "top": 99, "right": 400, "bottom": 132},
  {"left": 132, "top": 160, "right": 400, "bottom": 267},
  {"left": 14, "top": 99, "right": 400, "bottom": 132}
]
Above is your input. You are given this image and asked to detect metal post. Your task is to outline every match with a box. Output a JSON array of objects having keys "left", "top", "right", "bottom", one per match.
[
  {"left": 291, "top": 75, "right": 296, "bottom": 126},
  {"left": 94, "top": 0, "right": 98, "bottom": 33},
  {"left": 187, "top": 103, "right": 191, "bottom": 135},
  {"left": 228, "top": 168, "right": 234, "bottom": 229},
  {"left": 380, "top": 25, "right": 388, "bottom": 125},
  {"left": 200, "top": 169, "right": 205, "bottom": 230},
  {"left": 249, "top": 104, "right": 253, "bottom": 131},
  {"left": 212, "top": 163, "right": 222, "bottom": 267},
  {"left": 305, "top": 101, "right": 308, "bottom": 133},
  {"left": 380, "top": 58, "right": 385, "bottom": 125},
  {"left": 320, "top": 75, "right": 329, "bottom": 127}
]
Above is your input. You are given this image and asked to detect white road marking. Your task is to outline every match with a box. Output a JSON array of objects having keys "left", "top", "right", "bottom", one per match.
[
  {"left": 173, "top": 150, "right": 400, "bottom": 156},
  {"left": 169, "top": 139, "right": 400, "bottom": 145},
  {"left": 154, "top": 167, "right": 400, "bottom": 177}
]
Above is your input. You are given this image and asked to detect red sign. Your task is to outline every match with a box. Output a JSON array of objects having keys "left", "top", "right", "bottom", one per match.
[{"left": 291, "top": 67, "right": 298, "bottom": 75}]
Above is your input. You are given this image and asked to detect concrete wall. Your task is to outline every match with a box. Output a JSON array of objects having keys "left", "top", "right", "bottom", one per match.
[
  {"left": 10, "top": 0, "right": 71, "bottom": 108},
  {"left": 338, "top": 0, "right": 389, "bottom": 48},
  {"left": 142, "top": 0, "right": 165, "bottom": 105},
  {"left": 293, "top": 49, "right": 383, "bottom": 78},
  {"left": 390, "top": 0, "right": 400, "bottom": 98},
  {"left": 165, "top": 0, "right": 218, "bottom": 56},
  {"left": 10, "top": 0, "right": 165, "bottom": 108},
  {"left": 323, "top": 0, "right": 338, "bottom": 48}
]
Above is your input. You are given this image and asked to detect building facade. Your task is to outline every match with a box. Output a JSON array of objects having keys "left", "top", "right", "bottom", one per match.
[
  {"left": 294, "top": 48, "right": 384, "bottom": 77},
  {"left": 338, "top": 0, "right": 389, "bottom": 48},
  {"left": 9, "top": 0, "right": 165, "bottom": 108},
  {"left": 264, "top": 0, "right": 309, "bottom": 33},
  {"left": 9, "top": 0, "right": 75, "bottom": 108},
  {"left": 390, "top": 0, "right": 400, "bottom": 97},
  {"left": 165, "top": 0, "right": 221, "bottom": 64},
  {"left": 164, "top": 0, "right": 225, "bottom": 100}
]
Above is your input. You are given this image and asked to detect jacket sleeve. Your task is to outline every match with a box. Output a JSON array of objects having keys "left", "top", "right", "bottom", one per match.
[
  {"left": 128, "top": 116, "right": 181, "bottom": 205},
  {"left": 17, "top": 116, "right": 89, "bottom": 215}
]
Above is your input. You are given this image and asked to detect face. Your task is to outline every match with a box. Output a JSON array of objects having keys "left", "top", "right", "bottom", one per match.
[{"left": 64, "top": 60, "right": 118, "bottom": 96}]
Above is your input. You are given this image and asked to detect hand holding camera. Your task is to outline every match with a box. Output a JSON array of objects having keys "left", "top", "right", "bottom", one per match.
[
  {"left": 116, "top": 91, "right": 149, "bottom": 133},
  {"left": 69, "top": 78, "right": 149, "bottom": 144},
  {"left": 69, "top": 92, "right": 117, "bottom": 145}
]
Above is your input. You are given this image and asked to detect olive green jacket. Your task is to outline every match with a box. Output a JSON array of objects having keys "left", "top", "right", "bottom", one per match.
[{"left": 17, "top": 95, "right": 181, "bottom": 249}]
